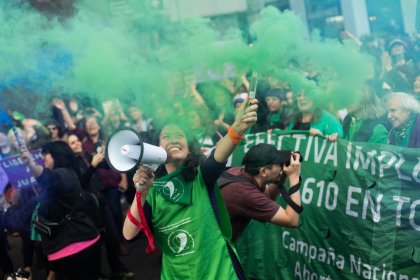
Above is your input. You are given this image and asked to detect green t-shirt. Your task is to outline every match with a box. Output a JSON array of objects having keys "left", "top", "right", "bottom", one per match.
[
  {"left": 312, "top": 110, "right": 344, "bottom": 137},
  {"left": 288, "top": 110, "right": 343, "bottom": 137}
]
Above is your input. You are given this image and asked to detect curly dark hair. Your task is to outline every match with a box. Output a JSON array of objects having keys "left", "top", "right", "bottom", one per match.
[{"left": 183, "top": 136, "right": 206, "bottom": 182}]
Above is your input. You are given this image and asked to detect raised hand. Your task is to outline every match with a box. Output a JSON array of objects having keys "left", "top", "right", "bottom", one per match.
[{"left": 231, "top": 98, "right": 258, "bottom": 135}]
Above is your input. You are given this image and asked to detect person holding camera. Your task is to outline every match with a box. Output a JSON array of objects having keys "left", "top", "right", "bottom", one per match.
[{"left": 218, "top": 143, "right": 302, "bottom": 242}]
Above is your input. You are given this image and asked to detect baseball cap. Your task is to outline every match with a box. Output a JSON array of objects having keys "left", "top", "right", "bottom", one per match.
[
  {"left": 389, "top": 39, "right": 407, "bottom": 49},
  {"left": 242, "top": 143, "right": 295, "bottom": 170}
]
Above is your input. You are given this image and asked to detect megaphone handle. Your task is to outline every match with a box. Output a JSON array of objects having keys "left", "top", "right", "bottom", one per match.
[
  {"left": 135, "top": 183, "right": 145, "bottom": 191},
  {"left": 134, "top": 163, "right": 159, "bottom": 192},
  {"left": 134, "top": 163, "right": 160, "bottom": 191}
]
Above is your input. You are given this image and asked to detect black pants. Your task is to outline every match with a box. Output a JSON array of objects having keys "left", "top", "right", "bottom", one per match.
[
  {"left": 20, "top": 231, "right": 34, "bottom": 268},
  {"left": 0, "top": 210, "right": 13, "bottom": 277},
  {"left": 101, "top": 188, "right": 124, "bottom": 242},
  {"left": 0, "top": 233, "right": 14, "bottom": 277},
  {"left": 49, "top": 240, "right": 101, "bottom": 280},
  {"left": 101, "top": 202, "right": 126, "bottom": 273}
]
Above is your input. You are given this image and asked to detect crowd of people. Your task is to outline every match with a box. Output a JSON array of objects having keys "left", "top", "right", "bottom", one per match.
[{"left": 0, "top": 31, "right": 419, "bottom": 280}]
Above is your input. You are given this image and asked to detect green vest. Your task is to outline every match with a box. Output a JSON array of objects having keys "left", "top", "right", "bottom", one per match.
[{"left": 146, "top": 167, "right": 239, "bottom": 280}]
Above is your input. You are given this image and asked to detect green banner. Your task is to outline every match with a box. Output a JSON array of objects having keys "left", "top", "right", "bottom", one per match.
[{"left": 233, "top": 131, "right": 420, "bottom": 280}]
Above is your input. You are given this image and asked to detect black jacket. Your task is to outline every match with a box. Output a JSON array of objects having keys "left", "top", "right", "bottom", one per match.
[{"left": 36, "top": 168, "right": 98, "bottom": 254}]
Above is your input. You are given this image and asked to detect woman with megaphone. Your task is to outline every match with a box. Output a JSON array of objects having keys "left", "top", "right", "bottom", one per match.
[{"left": 123, "top": 98, "right": 258, "bottom": 280}]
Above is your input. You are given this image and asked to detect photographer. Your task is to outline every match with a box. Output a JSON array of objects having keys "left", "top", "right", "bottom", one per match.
[{"left": 218, "top": 143, "right": 302, "bottom": 242}]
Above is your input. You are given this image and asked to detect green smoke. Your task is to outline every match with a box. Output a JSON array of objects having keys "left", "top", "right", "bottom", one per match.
[{"left": 0, "top": 2, "right": 375, "bottom": 125}]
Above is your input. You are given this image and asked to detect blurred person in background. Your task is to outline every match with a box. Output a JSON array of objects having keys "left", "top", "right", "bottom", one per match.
[
  {"left": 66, "top": 134, "right": 134, "bottom": 280},
  {"left": 0, "top": 132, "right": 12, "bottom": 159},
  {"left": 82, "top": 116, "right": 129, "bottom": 255},
  {"left": 188, "top": 109, "right": 223, "bottom": 156},
  {"left": 195, "top": 82, "right": 236, "bottom": 136},
  {"left": 5, "top": 127, "right": 39, "bottom": 278},
  {"left": 413, "top": 72, "right": 420, "bottom": 100},
  {"left": 51, "top": 96, "right": 102, "bottom": 134},
  {"left": 8, "top": 111, "right": 50, "bottom": 151},
  {"left": 126, "top": 106, "right": 152, "bottom": 133},
  {"left": 342, "top": 84, "right": 389, "bottom": 144},
  {"left": 386, "top": 92, "right": 420, "bottom": 148},
  {"left": 264, "top": 88, "right": 291, "bottom": 131},
  {"left": 0, "top": 206, "right": 14, "bottom": 279},
  {"left": 289, "top": 90, "right": 343, "bottom": 140},
  {"left": 284, "top": 90, "right": 296, "bottom": 114},
  {"left": 66, "top": 96, "right": 85, "bottom": 127},
  {"left": 383, "top": 39, "right": 416, "bottom": 93},
  {"left": 101, "top": 100, "right": 131, "bottom": 138},
  {"left": 45, "top": 120, "right": 66, "bottom": 142}
]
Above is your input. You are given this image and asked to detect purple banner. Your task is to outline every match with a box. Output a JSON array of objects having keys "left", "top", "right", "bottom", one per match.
[
  {"left": 0, "top": 166, "right": 8, "bottom": 194},
  {"left": 0, "top": 149, "right": 44, "bottom": 192}
]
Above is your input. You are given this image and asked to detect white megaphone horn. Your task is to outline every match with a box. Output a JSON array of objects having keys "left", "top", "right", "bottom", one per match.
[{"left": 106, "top": 129, "right": 167, "bottom": 173}]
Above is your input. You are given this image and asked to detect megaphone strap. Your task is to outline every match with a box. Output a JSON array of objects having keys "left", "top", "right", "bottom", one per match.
[
  {"left": 127, "top": 208, "right": 143, "bottom": 230},
  {"left": 128, "top": 192, "right": 156, "bottom": 254}
]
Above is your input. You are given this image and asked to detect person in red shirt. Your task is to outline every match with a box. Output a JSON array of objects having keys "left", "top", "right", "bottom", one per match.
[{"left": 219, "top": 143, "right": 302, "bottom": 241}]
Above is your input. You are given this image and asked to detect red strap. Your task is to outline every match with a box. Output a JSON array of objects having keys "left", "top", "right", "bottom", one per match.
[
  {"left": 127, "top": 208, "right": 143, "bottom": 230},
  {"left": 132, "top": 191, "right": 155, "bottom": 254}
]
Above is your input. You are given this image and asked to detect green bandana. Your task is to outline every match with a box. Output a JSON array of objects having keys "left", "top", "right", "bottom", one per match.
[{"left": 153, "top": 167, "right": 193, "bottom": 205}]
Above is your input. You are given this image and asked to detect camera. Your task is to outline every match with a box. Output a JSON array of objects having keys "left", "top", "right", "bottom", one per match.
[{"left": 284, "top": 151, "right": 303, "bottom": 167}]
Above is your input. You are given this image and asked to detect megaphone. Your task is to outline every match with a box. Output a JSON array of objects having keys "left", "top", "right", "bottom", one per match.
[{"left": 106, "top": 129, "right": 167, "bottom": 172}]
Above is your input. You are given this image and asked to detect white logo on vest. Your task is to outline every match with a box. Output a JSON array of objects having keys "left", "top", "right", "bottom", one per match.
[
  {"left": 164, "top": 181, "right": 175, "bottom": 198},
  {"left": 161, "top": 178, "right": 185, "bottom": 202},
  {"left": 168, "top": 229, "right": 195, "bottom": 256}
]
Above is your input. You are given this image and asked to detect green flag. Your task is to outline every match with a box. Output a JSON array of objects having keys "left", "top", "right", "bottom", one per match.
[{"left": 233, "top": 131, "right": 420, "bottom": 279}]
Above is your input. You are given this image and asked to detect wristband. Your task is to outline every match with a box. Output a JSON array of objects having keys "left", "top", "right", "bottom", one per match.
[{"left": 228, "top": 127, "right": 244, "bottom": 145}]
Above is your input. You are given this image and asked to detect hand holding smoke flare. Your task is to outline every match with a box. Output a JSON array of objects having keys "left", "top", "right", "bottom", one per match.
[{"left": 248, "top": 71, "right": 258, "bottom": 100}]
